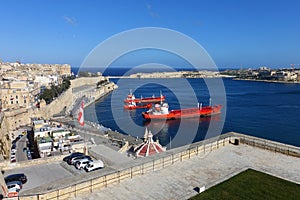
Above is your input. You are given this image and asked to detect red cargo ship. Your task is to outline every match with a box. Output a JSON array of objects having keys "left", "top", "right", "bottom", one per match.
[
  {"left": 124, "top": 90, "right": 165, "bottom": 103},
  {"left": 142, "top": 102, "right": 222, "bottom": 120},
  {"left": 124, "top": 101, "right": 152, "bottom": 110}
]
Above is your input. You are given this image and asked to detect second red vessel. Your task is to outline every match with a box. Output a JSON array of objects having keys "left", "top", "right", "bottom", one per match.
[{"left": 124, "top": 90, "right": 165, "bottom": 103}]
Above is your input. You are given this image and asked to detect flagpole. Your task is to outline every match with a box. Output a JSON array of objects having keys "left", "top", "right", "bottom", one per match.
[{"left": 78, "top": 100, "right": 86, "bottom": 154}]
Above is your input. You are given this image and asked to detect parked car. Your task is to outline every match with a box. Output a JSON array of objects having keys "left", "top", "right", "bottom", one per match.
[
  {"left": 5, "top": 173, "right": 27, "bottom": 184},
  {"left": 10, "top": 157, "right": 16, "bottom": 163},
  {"left": 11, "top": 148, "right": 17, "bottom": 153},
  {"left": 75, "top": 158, "right": 92, "bottom": 170},
  {"left": 84, "top": 160, "right": 104, "bottom": 172},
  {"left": 69, "top": 155, "right": 92, "bottom": 165},
  {"left": 7, "top": 181, "right": 22, "bottom": 190},
  {"left": 16, "top": 134, "right": 23, "bottom": 140},
  {"left": 61, "top": 144, "right": 71, "bottom": 152},
  {"left": 63, "top": 152, "right": 84, "bottom": 162},
  {"left": 27, "top": 151, "right": 32, "bottom": 160},
  {"left": 7, "top": 186, "right": 20, "bottom": 194},
  {"left": 10, "top": 154, "right": 16, "bottom": 162}
]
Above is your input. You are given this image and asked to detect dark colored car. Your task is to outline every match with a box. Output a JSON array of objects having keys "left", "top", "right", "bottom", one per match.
[
  {"left": 11, "top": 143, "right": 16, "bottom": 149},
  {"left": 5, "top": 173, "right": 27, "bottom": 184},
  {"left": 63, "top": 152, "right": 84, "bottom": 162}
]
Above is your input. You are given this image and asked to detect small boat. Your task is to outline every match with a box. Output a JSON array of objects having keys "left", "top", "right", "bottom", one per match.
[
  {"left": 124, "top": 101, "right": 152, "bottom": 110},
  {"left": 124, "top": 90, "right": 165, "bottom": 103},
  {"left": 142, "top": 102, "right": 222, "bottom": 120}
]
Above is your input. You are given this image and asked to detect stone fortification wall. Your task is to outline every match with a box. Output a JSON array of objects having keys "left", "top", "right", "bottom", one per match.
[
  {"left": 0, "top": 114, "right": 11, "bottom": 159},
  {"left": 1, "top": 77, "right": 108, "bottom": 130},
  {"left": 2, "top": 108, "right": 32, "bottom": 131},
  {"left": 70, "top": 77, "right": 106, "bottom": 88},
  {"left": 39, "top": 89, "right": 73, "bottom": 118},
  {"left": 0, "top": 77, "right": 116, "bottom": 158}
]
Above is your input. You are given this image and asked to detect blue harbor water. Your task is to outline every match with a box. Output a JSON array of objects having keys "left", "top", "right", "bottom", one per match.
[{"left": 83, "top": 70, "right": 300, "bottom": 148}]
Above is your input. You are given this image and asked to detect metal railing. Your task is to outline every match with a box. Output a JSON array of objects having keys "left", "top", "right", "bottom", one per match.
[{"left": 236, "top": 133, "right": 300, "bottom": 157}]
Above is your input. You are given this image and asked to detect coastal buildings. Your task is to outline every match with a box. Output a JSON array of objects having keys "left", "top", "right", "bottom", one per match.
[
  {"left": 32, "top": 119, "right": 83, "bottom": 157},
  {"left": 128, "top": 70, "right": 229, "bottom": 79},
  {"left": 0, "top": 60, "right": 117, "bottom": 160},
  {"left": 0, "top": 61, "right": 71, "bottom": 111},
  {"left": 222, "top": 67, "right": 300, "bottom": 82}
]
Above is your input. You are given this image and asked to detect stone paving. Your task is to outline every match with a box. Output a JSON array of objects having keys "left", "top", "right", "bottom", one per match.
[{"left": 71, "top": 143, "right": 300, "bottom": 200}]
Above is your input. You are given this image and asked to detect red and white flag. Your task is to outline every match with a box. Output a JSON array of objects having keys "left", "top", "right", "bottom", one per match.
[{"left": 78, "top": 101, "right": 84, "bottom": 126}]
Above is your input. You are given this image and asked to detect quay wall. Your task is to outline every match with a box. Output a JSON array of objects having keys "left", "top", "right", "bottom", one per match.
[
  {"left": 15, "top": 132, "right": 300, "bottom": 200},
  {"left": 70, "top": 77, "right": 106, "bottom": 88}
]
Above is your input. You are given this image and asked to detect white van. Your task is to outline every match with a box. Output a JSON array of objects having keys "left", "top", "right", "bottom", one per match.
[{"left": 84, "top": 160, "right": 104, "bottom": 172}]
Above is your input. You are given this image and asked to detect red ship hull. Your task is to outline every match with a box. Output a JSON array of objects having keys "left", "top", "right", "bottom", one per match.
[
  {"left": 124, "top": 95, "right": 165, "bottom": 103},
  {"left": 142, "top": 105, "right": 222, "bottom": 120}
]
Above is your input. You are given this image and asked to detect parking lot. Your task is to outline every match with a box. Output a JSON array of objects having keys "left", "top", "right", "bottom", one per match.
[
  {"left": 4, "top": 161, "right": 73, "bottom": 193},
  {"left": 3, "top": 153, "right": 109, "bottom": 195}
]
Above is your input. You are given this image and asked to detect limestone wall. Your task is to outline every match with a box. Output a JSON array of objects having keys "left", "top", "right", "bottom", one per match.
[
  {"left": 0, "top": 77, "right": 117, "bottom": 158},
  {"left": 1, "top": 77, "right": 110, "bottom": 130},
  {"left": 70, "top": 77, "right": 106, "bottom": 88},
  {"left": 39, "top": 89, "right": 73, "bottom": 118},
  {"left": 0, "top": 115, "right": 11, "bottom": 159}
]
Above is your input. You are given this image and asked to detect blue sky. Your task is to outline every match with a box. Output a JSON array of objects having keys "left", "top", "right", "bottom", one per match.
[{"left": 0, "top": 0, "right": 300, "bottom": 69}]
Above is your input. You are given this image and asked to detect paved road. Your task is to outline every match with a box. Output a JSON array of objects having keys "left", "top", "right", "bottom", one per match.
[{"left": 16, "top": 134, "right": 28, "bottom": 162}]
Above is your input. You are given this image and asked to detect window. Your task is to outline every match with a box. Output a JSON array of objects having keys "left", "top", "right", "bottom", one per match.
[
  {"left": 16, "top": 101, "right": 18, "bottom": 104},
  {"left": 24, "top": 99, "right": 26, "bottom": 103},
  {"left": 11, "top": 101, "right": 13, "bottom": 104},
  {"left": 16, "top": 95, "right": 18, "bottom": 99}
]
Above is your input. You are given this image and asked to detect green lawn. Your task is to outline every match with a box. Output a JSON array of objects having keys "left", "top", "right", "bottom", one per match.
[{"left": 190, "top": 169, "right": 300, "bottom": 200}]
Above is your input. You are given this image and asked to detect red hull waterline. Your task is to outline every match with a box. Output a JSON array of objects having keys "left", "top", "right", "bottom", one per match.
[{"left": 142, "top": 105, "right": 222, "bottom": 120}]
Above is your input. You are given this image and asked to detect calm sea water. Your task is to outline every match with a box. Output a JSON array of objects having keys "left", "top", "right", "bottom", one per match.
[{"left": 84, "top": 75, "right": 300, "bottom": 148}]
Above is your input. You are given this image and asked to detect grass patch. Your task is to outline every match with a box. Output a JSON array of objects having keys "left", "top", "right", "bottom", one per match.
[{"left": 190, "top": 169, "right": 300, "bottom": 200}]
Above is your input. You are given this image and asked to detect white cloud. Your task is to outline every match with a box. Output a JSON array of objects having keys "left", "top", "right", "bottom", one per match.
[
  {"left": 146, "top": 2, "right": 160, "bottom": 18},
  {"left": 63, "top": 16, "right": 77, "bottom": 25}
]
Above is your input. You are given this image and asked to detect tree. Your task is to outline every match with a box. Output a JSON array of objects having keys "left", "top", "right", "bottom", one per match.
[{"left": 39, "top": 78, "right": 71, "bottom": 104}]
